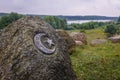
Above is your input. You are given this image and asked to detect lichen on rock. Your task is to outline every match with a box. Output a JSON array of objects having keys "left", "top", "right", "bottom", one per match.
[{"left": 0, "top": 16, "right": 77, "bottom": 80}]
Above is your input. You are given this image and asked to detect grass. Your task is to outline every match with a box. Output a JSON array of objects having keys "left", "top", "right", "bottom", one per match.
[{"left": 69, "top": 29, "right": 120, "bottom": 80}]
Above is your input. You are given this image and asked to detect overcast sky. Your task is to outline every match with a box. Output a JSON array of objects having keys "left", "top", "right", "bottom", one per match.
[{"left": 0, "top": 0, "right": 120, "bottom": 16}]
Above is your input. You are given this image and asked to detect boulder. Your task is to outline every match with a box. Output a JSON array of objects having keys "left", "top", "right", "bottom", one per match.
[
  {"left": 70, "top": 32, "right": 87, "bottom": 45},
  {"left": 90, "top": 39, "right": 107, "bottom": 46},
  {"left": 108, "top": 35, "right": 120, "bottom": 43},
  {"left": 56, "top": 30, "right": 76, "bottom": 54},
  {"left": 0, "top": 16, "right": 77, "bottom": 80}
]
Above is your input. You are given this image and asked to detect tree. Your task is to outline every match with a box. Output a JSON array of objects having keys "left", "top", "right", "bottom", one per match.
[
  {"left": 43, "top": 16, "right": 67, "bottom": 29},
  {"left": 105, "top": 24, "right": 117, "bottom": 37},
  {"left": 0, "top": 12, "right": 23, "bottom": 29},
  {"left": 0, "top": 16, "right": 10, "bottom": 29},
  {"left": 117, "top": 16, "right": 120, "bottom": 23}
]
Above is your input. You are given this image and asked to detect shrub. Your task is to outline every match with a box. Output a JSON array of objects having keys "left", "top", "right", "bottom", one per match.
[{"left": 104, "top": 24, "right": 117, "bottom": 37}]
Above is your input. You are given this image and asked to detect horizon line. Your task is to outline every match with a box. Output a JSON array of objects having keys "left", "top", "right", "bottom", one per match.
[{"left": 0, "top": 12, "right": 119, "bottom": 17}]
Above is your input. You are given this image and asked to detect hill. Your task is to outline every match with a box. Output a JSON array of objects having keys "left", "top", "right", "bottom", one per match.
[
  {"left": 29, "top": 14, "right": 118, "bottom": 21},
  {"left": 0, "top": 13, "right": 9, "bottom": 17},
  {"left": 0, "top": 13, "right": 118, "bottom": 21},
  {"left": 58, "top": 15, "right": 118, "bottom": 21}
]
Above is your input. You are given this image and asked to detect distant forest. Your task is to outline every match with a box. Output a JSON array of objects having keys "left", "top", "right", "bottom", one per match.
[
  {"left": 0, "top": 13, "right": 118, "bottom": 21},
  {"left": 58, "top": 16, "right": 118, "bottom": 21},
  {"left": 0, "top": 13, "right": 9, "bottom": 17}
]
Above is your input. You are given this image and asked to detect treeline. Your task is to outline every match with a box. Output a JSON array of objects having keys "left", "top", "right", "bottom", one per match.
[
  {"left": 58, "top": 16, "right": 118, "bottom": 20},
  {"left": 0, "top": 13, "right": 67, "bottom": 30},
  {"left": 0, "top": 12, "right": 23, "bottom": 29},
  {"left": 68, "top": 22, "right": 107, "bottom": 30},
  {"left": 43, "top": 16, "right": 67, "bottom": 29},
  {"left": 0, "top": 13, "right": 9, "bottom": 17},
  {"left": 68, "top": 17, "right": 120, "bottom": 36},
  {"left": 1, "top": 13, "right": 118, "bottom": 21}
]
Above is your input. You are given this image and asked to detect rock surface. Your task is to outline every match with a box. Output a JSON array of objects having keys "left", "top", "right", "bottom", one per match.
[
  {"left": 0, "top": 16, "right": 77, "bottom": 80},
  {"left": 75, "top": 41, "right": 83, "bottom": 46},
  {"left": 0, "top": 29, "right": 2, "bottom": 35},
  {"left": 70, "top": 32, "right": 87, "bottom": 45},
  {"left": 90, "top": 39, "right": 107, "bottom": 46},
  {"left": 56, "top": 30, "right": 76, "bottom": 55},
  {"left": 108, "top": 35, "right": 120, "bottom": 43}
]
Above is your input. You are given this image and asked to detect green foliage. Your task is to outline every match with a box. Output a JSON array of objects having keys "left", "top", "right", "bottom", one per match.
[
  {"left": 69, "top": 22, "right": 106, "bottom": 30},
  {"left": 115, "top": 24, "right": 120, "bottom": 34},
  {"left": 69, "top": 29, "right": 120, "bottom": 80},
  {"left": 43, "top": 16, "right": 67, "bottom": 29},
  {"left": 80, "top": 29, "right": 86, "bottom": 33},
  {"left": 0, "top": 12, "right": 23, "bottom": 29},
  {"left": 104, "top": 22, "right": 120, "bottom": 36},
  {"left": 71, "top": 44, "right": 120, "bottom": 80},
  {"left": 117, "top": 16, "right": 120, "bottom": 23},
  {"left": 104, "top": 24, "right": 117, "bottom": 37}
]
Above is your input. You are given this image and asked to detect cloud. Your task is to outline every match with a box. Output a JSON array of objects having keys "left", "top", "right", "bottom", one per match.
[
  {"left": 110, "top": 0, "right": 120, "bottom": 10},
  {"left": 0, "top": 0, "right": 120, "bottom": 16}
]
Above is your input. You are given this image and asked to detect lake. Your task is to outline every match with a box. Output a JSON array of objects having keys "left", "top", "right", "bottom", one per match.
[{"left": 67, "top": 20, "right": 112, "bottom": 24}]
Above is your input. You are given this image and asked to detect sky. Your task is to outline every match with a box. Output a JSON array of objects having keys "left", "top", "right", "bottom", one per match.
[{"left": 0, "top": 0, "right": 120, "bottom": 17}]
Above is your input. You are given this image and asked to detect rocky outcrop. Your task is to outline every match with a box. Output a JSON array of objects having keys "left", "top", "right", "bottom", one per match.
[
  {"left": 70, "top": 32, "right": 87, "bottom": 45},
  {"left": 108, "top": 35, "right": 120, "bottom": 43},
  {"left": 0, "top": 16, "right": 77, "bottom": 80},
  {"left": 56, "top": 30, "right": 76, "bottom": 55}
]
